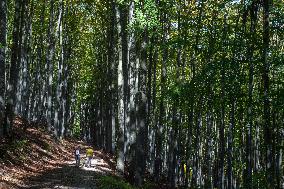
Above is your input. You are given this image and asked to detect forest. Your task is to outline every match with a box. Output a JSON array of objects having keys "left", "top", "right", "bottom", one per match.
[{"left": 0, "top": 0, "right": 283, "bottom": 188}]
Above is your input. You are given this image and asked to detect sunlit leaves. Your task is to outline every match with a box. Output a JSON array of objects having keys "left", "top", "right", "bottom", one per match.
[{"left": 131, "top": 0, "right": 159, "bottom": 31}]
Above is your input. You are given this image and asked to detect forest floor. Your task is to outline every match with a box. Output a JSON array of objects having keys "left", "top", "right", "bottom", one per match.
[{"left": 0, "top": 116, "right": 115, "bottom": 189}]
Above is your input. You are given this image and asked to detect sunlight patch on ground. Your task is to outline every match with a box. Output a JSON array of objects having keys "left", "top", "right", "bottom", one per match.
[
  {"left": 70, "top": 158, "right": 113, "bottom": 174},
  {"left": 53, "top": 185, "right": 90, "bottom": 189}
]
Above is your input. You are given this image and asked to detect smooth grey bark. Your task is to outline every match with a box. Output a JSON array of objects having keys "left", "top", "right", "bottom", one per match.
[
  {"left": 206, "top": 97, "right": 214, "bottom": 189},
  {"left": 5, "top": 0, "right": 24, "bottom": 136},
  {"left": 187, "top": 1, "right": 204, "bottom": 187},
  {"left": 276, "top": 111, "right": 283, "bottom": 188},
  {"left": 30, "top": 36, "right": 40, "bottom": 121},
  {"left": 148, "top": 35, "right": 158, "bottom": 174},
  {"left": 168, "top": 7, "right": 183, "bottom": 186},
  {"left": 122, "top": 14, "right": 129, "bottom": 165},
  {"left": 36, "top": 0, "right": 47, "bottom": 122},
  {"left": 262, "top": 0, "right": 274, "bottom": 187},
  {"left": 15, "top": 0, "right": 29, "bottom": 115},
  {"left": 20, "top": 0, "right": 34, "bottom": 119},
  {"left": 93, "top": 99, "right": 99, "bottom": 147},
  {"left": 218, "top": 13, "right": 229, "bottom": 189},
  {"left": 63, "top": 2, "right": 74, "bottom": 137},
  {"left": 105, "top": 0, "right": 116, "bottom": 153},
  {"left": 55, "top": 0, "right": 64, "bottom": 138},
  {"left": 146, "top": 40, "right": 153, "bottom": 172},
  {"left": 61, "top": 3, "right": 68, "bottom": 138},
  {"left": 192, "top": 104, "right": 202, "bottom": 187},
  {"left": 25, "top": 1, "right": 34, "bottom": 118},
  {"left": 99, "top": 64, "right": 105, "bottom": 149},
  {"left": 64, "top": 54, "right": 72, "bottom": 137},
  {"left": 0, "top": 0, "right": 7, "bottom": 137},
  {"left": 46, "top": 0, "right": 55, "bottom": 133},
  {"left": 152, "top": 0, "right": 160, "bottom": 180},
  {"left": 116, "top": 3, "right": 126, "bottom": 174},
  {"left": 154, "top": 8, "right": 168, "bottom": 182},
  {"left": 226, "top": 5, "right": 243, "bottom": 188},
  {"left": 127, "top": 1, "right": 136, "bottom": 173},
  {"left": 204, "top": 9, "right": 218, "bottom": 188},
  {"left": 227, "top": 99, "right": 235, "bottom": 189},
  {"left": 168, "top": 106, "right": 178, "bottom": 188},
  {"left": 245, "top": 3, "right": 258, "bottom": 187},
  {"left": 134, "top": 30, "right": 148, "bottom": 187}
]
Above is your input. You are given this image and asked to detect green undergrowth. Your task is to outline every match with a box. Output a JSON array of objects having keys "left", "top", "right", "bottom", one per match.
[
  {"left": 0, "top": 126, "right": 54, "bottom": 166},
  {"left": 97, "top": 176, "right": 159, "bottom": 189},
  {"left": 98, "top": 176, "right": 135, "bottom": 189},
  {"left": 0, "top": 138, "right": 29, "bottom": 161}
]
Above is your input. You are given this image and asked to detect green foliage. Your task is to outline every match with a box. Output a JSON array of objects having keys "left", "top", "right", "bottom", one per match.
[
  {"left": 72, "top": 115, "right": 81, "bottom": 139},
  {"left": 251, "top": 170, "right": 267, "bottom": 189},
  {"left": 12, "top": 139, "right": 28, "bottom": 152},
  {"left": 10, "top": 0, "right": 280, "bottom": 187},
  {"left": 98, "top": 176, "right": 136, "bottom": 189},
  {"left": 167, "top": 82, "right": 182, "bottom": 104},
  {"left": 8, "top": 139, "right": 29, "bottom": 161},
  {"left": 141, "top": 181, "right": 157, "bottom": 189},
  {"left": 76, "top": 0, "right": 284, "bottom": 187},
  {"left": 41, "top": 141, "right": 51, "bottom": 151},
  {"left": 98, "top": 176, "right": 160, "bottom": 189},
  {"left": 133, "top": 0, "right": 159, "bottom": 31}
]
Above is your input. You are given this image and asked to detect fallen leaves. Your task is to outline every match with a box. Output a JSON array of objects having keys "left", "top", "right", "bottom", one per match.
[
  {"left": 0, "top": 117, "right": 116, "bottom": 189},
  {"left": 0, "top": 117, "right": 81, "bottom": 188}
]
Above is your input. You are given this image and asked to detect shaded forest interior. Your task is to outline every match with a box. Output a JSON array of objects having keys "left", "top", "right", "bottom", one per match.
[{"left": 0, "top": 0, "right": 283, "bottom": 188}]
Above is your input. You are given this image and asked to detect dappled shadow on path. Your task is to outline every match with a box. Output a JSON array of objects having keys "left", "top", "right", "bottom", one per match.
[
  {"left": 19, "top": 159, "right": 113, "bottom": 189},
  {"left": 20, "top": 164, "right": 97, "bottom": 189}
]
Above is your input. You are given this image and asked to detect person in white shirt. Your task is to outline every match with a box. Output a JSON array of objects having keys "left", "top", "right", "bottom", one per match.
[{"left": 74, "top": 146, "right": 80, "bottom": 166}]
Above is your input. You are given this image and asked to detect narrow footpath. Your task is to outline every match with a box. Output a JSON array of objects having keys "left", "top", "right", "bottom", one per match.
[
  {"left": 0, "top": 122, "right": 115, "bottom": 189},
  {"left": 20, "top": 153, "right": 114, "bottom": 189}
]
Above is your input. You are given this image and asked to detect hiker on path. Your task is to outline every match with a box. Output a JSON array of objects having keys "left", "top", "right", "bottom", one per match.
[
  {"left": 74, "top": 146, "right": 80, "bottom": 166},
  {"left": 85, "top": 146, "right": 94, "bottom": 168}
]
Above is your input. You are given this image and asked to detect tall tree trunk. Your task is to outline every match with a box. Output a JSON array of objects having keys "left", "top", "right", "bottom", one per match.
[
  {"left": 262, "top": 0, "right": 274, "bottom": 187},
  {"left": 55, "top": 0, "right": 64, "bottom": 138},
  {"left": 37, "top": 0, "right": 47, "bottom": 122},
  {"left": 154, "top": 8, "right": 168, "bottom": 182},
  {"left": 111, "top": 0, "right": 117, "bottom": 153},
  {"left": 218, "top": 13, "right": 228, "bottom": 189},
  {"left": 5, "top": 0, "right": 24, "bottom": 136},
  {"left": 148, "top": 35, "right": 158, "bottom": 175},
  {"left": 0, "top": 0, "right": 7, "bottom": 137},
  {"left": 20, "top": 0, "right": 33, "bottom": 119},
  {"left": 134, "top": 29, "right": 148, "bottom": 187},
  {"left": 245, "top": 2, "right": 258, "bottom": 187},
  {"left": 227, "top": 99, "right": 235, "bottom": 189},
  {"left": 46, "top": 0, "right": 55, "bottom": 133},
  {"left": 105, "top": 0, "right": 116, "bottom": 153},
  {"left": 116, "top": 2, "right": 127, "bottom": 174},
  {"left": 128, "top": 1, "right": 137, "bottom": 178}
]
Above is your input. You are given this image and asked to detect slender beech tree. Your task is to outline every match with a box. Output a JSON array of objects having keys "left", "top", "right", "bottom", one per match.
[
  {"left": 0, "top": 0, "right": 7, "bottom": 137},
  {"left": 46, "top": 0, "right": 55, "bottom": 133},
  {"left": 262, "top": 0, "right": 274, "bottom": 187},
  {"left": 116, "top": 2, "right": 126, "bottom": 174},
  {"left": 5, "top": 0, "right": 25, "bottom": 136},
  {"left": 245, "top": 2, "right": 258, "bottom": 187}
]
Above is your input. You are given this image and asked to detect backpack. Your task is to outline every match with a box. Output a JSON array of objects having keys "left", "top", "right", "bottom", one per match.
[{"left": 75, "top": 149, "right": 80, "bottom": 155}]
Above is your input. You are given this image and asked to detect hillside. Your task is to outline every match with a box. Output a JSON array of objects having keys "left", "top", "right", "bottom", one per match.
[{"left": 0, "top": 117, "right": 114, "bottom": 189}]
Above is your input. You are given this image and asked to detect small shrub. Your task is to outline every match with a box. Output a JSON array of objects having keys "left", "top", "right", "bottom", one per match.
[
  {"left": 142, "top": 181, "right": 156, "bottom": 189},
  {"left": 12, "top": 139, "right": 28, "bottom": 152},
  {"left": 42, "top": 141, "right": 51, "bottom": 151},
  {"left": 98, "top": 176, "right": 136, "bottom": 189}
]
